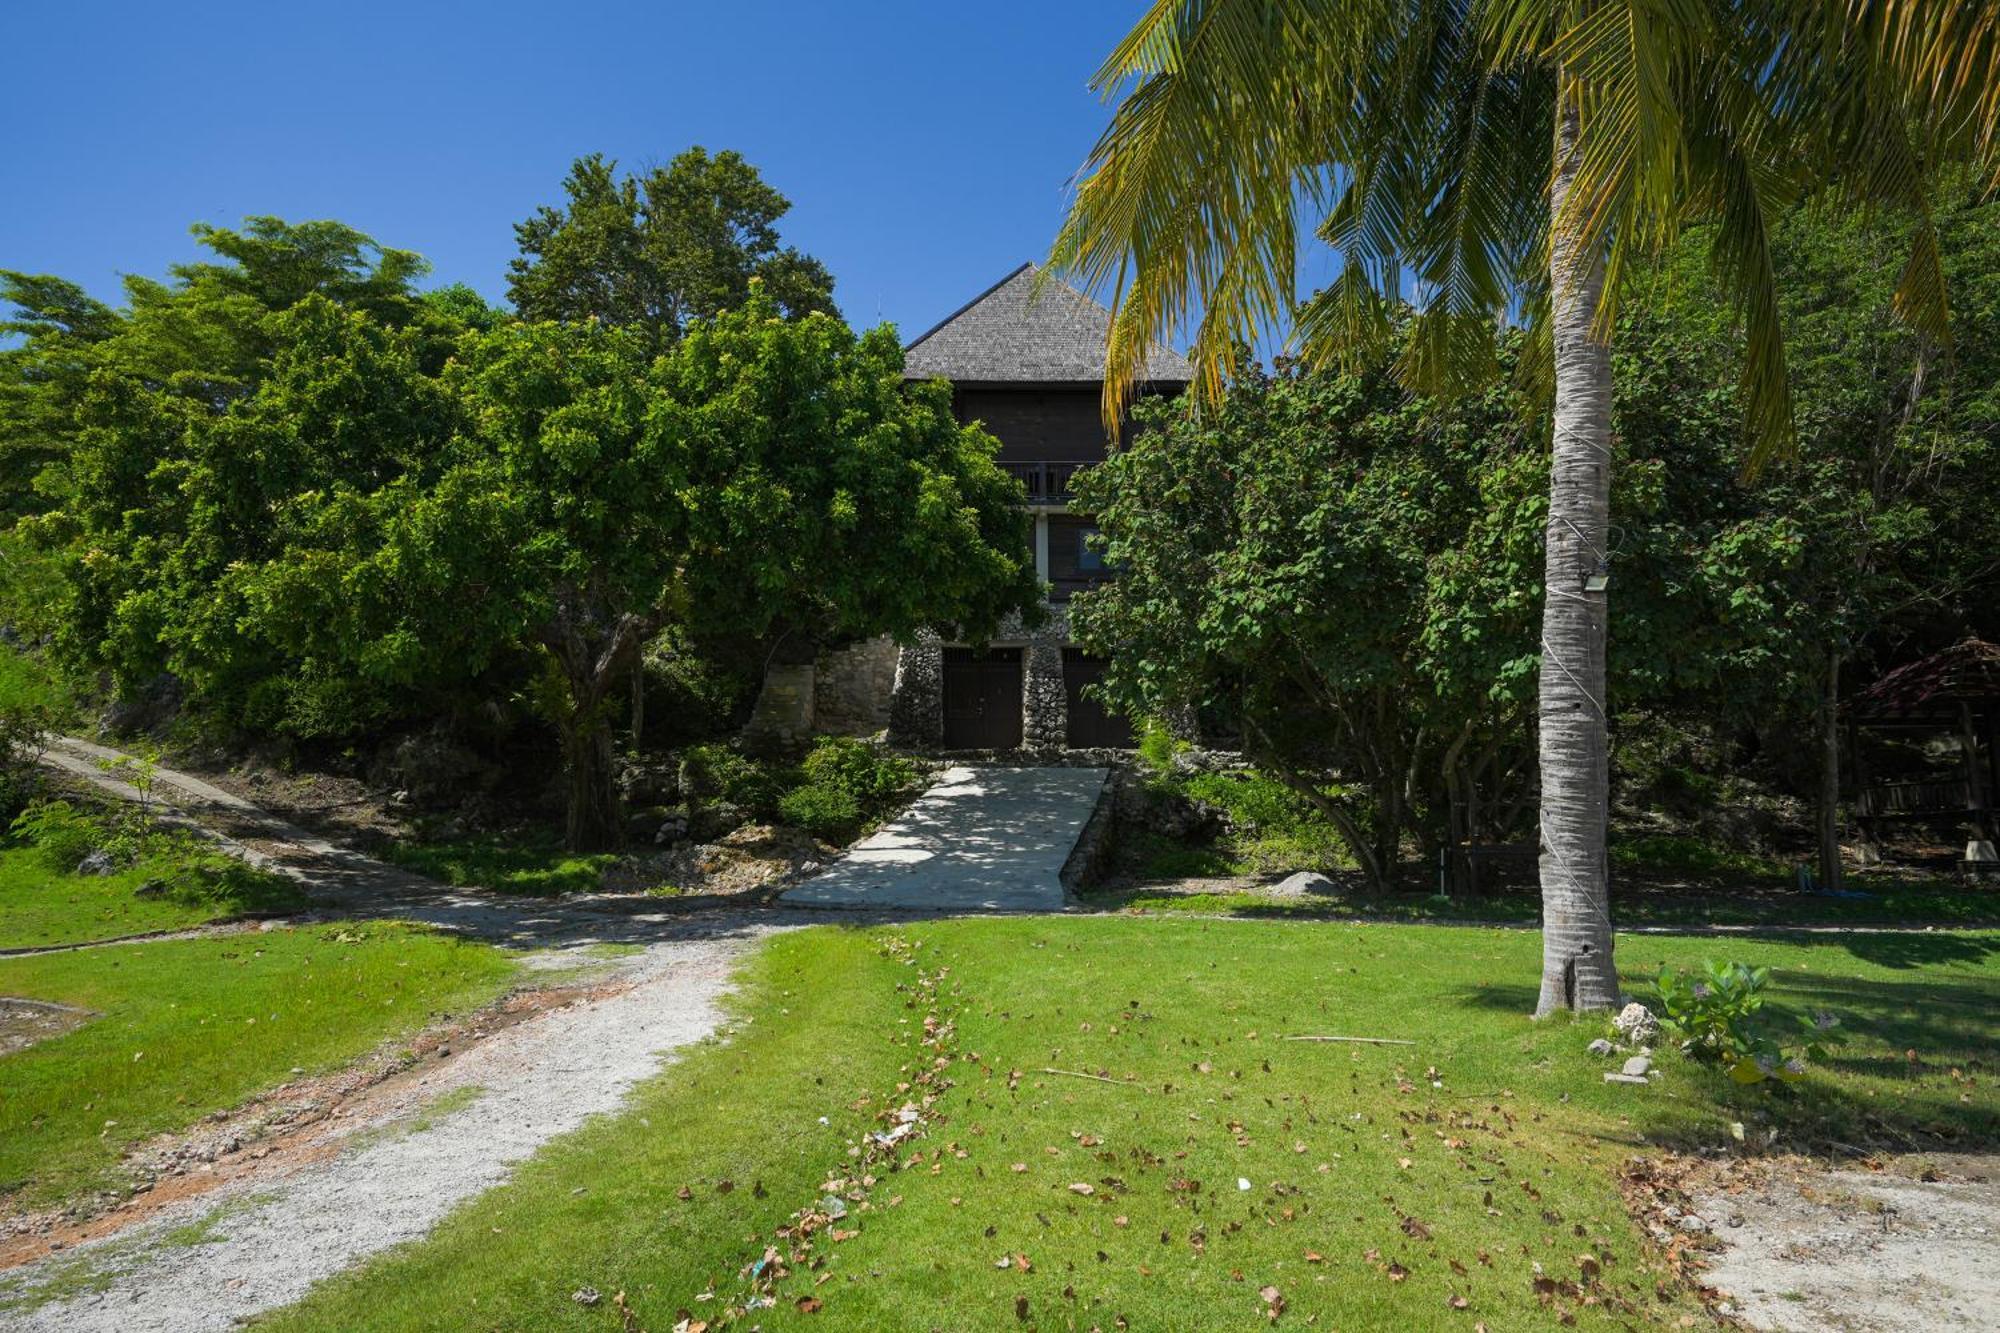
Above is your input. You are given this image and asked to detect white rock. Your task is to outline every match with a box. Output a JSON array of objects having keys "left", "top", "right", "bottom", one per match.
[
  {"left": 1612, "top": 1002, "right": 1659, "bottom": 1044},
  {"left": 1267, "top": 871, "right": 1336, "bottom": 899}
]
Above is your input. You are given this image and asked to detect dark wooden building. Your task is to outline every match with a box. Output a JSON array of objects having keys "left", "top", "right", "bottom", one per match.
[
  {"left": 885, "top": 263, "right": 1192, "bottom": 750},
  {"left": 1849, "top": 637, "right": 2000, "bottom": 873}
]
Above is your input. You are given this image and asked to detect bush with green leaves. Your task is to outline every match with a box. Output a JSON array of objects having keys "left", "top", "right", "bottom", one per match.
[
  {"left": 10, "top": 796, "right": 297, "bottom": 911},
  {"left": 677, "top": 744, "right": 788, "bottom": 815},
  {"left": 798, "top": 736, "right": 917, "bottom": 806},
  {"left": 0, "top": 645, "right": 65, "bottom": 821},
  {"left": 776, "top": 783, "right": 864, "bottom": 841},
  {"left": 1655, "top": 959, "right": 1838, "bottom": 1085},
  {"left": 10, "top": 799, "right": 100, "bottom": 872}
]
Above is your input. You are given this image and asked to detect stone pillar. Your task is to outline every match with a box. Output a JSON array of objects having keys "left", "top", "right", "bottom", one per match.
[
  {"left": 1023, "top": 641, "right": 1067, "bottom": 749},
  {"left": 889, "top": 641, "right": 943, "bottom": 748}
]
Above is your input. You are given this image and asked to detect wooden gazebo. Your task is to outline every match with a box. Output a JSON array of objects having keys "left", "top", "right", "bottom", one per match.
[{"left": 1849, "top": 638, "right": 2000, "bottom": 873}]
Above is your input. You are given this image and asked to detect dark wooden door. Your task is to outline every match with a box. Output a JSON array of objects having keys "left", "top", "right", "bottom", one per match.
[
  {"left": 1063, "top": 649, "right": 1134, "bottom": 748},
  {"left": 942, "top": 648, "right": 1023, "bottom": 749}
]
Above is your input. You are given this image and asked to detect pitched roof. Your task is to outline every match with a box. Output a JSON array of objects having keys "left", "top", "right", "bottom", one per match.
[
  {"left": 903, "top": 262, "right": 1193, "bottom": 386},
  {"left": 1854, "top": 638, "right": 2000, "bottom": 718}
]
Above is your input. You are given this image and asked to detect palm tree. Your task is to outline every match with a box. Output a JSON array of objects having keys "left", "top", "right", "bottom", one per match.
[{"left": 1052, "top": 1, "right": 2000, "bottom": 1013}]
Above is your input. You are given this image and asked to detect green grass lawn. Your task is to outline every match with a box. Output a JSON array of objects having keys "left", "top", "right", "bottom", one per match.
[
  {"left": 378, "top": 825, "right": 618, "bottom": 896},
  {"left": 264, "top": 918, "right": 1998, "bottom": 1331},
  {"left": 0, "top": 922, "right": 517, "bottom": 1208},
  {"left": 0, "top": 841, "right": 307, "bottom": 951}
]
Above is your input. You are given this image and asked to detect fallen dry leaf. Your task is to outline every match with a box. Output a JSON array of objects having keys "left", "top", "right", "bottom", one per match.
[
  {"left": 1069, "top": 1182, "right": 1095, "bottom": 1196},
  {"left": 795, "top": 1295, "right": 822, "bottom": 1314}
]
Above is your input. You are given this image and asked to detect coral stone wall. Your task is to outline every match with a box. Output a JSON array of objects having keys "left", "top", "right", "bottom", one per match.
[
  {"left": 813, "top": 636, "right": 899, "bottom": 736},
  {"left": 888, "top": 604, "right": 1074, "bottom": 751}
]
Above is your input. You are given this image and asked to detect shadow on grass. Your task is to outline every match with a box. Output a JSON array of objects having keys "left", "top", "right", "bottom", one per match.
[
  {"left": 376, "top": 827, "right": 617, "bottom": 896},
  {"left": 1464, "top": 958, "right": 1998, "bottom": 1152},
  {"left": 1834, "top": 930, "right": 2000, "bottom": 969}
]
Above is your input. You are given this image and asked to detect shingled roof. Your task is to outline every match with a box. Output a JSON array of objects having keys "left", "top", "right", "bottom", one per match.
[
  {"left": 1854, "top": 638, "right": 2000, "bottom": 718},
  {"left": 903, "top": 262, "right": 1193, "bottom": 386}
]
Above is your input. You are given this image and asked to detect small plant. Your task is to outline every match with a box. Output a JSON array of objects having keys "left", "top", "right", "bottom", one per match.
[
  {"left": 798, "top": 736, "right": 916, "bottom": 804},
  {"left": 10, "top": 800, "right": 104, "bottom": 873},
  {"left": 776, "top": 784, "right": 862, "bottom": 841},
  {"left": 677, "top": 743, "right": 787, "bottom": 815},
  {"left": 1136, "top": 719, "right": 1188, "bottom": 778},
  {"left": 1655, "top": 959, "right": 1838, "bottom": 1085},
  {"left": 99, "top": 750, "right": 161, "bottom": 821}
]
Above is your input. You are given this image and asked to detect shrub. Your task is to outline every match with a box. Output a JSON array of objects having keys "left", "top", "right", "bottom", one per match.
[
  {"left": 1180, "top": 771, "right": 1311, "bottom": 834},
  {"left": 799, "top": 736, "right": 916, "bottom": 805},
  {"left": 0, "top": 646, "right": 63, "bottom": 822},
  {"left": 777, "top": 783, "right": 862, "bottom": 841},
  {"left": 10, "top": 800, "right": 103, "bottom": 873},
  {"left": 1611, "top": 834, "right": 1782, "bottom": 880},
  {"left": 677, "top": 743, "right": 786, "bottom": 815},
  {"left": 1136, "top": 719, "right": 1187, "bottom": 778},
  {"left": 1655, "top": 959, "right": 1838, "bottom": 1085}
]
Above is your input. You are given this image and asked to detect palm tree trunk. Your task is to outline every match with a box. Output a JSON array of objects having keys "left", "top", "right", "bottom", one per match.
[{"left": 1535, "top": 88, "right": 1621, "bottom": 1017}]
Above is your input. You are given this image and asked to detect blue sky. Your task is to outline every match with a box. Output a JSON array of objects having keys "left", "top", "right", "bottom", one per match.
[{"left": 4, "top": 1, "right": 1175, "bottom": 343}]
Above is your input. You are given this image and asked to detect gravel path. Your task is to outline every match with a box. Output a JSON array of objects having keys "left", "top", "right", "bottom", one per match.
[
  {"left": 4, "top": 738, "right": 799, "bottom": 1329},
  {"left": 7, "top": 920, "right": 774, "bottom": 1331}
]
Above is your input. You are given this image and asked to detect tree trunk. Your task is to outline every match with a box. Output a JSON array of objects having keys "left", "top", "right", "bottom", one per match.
[
  {"left": 1534, "top": 88, "right": 1621, "bottom": 1017},
  {"left": 631, "top": 653, "right": 646, "bottom": 750},
  {"left": 544, "top": 607, "right": 656, "bottom": 853},
  {"left": 561, "top": 712, "right": 622, "bottom": 852},
  {"left": 1817, "top": 648, "right": 1844, "bottom": 891}
]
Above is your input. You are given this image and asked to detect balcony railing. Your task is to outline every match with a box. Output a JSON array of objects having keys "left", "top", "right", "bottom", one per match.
[
  {"left": 1856, "top": 778, "right": 1981, "bottom": 818},
  {"left": 998, "top": 459, "right": 1095, "bottom": 503}
]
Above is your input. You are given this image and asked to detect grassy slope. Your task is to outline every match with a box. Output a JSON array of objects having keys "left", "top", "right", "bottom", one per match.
[
  {"left": 0, "top": 923, "right": 517, "bottom": 1206},
  {"left": 0, "top": 842, "right": 307, "bottom": 950},
  {"left": 260, "top": 927, "right": 917, "bottom": 1331},
  {"left": 264, "top": 918, "right": 1998, "bottom": 1332}
]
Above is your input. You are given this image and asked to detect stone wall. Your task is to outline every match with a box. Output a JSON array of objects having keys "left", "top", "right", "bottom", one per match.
[
  {"left": 888, "top": 603, "right": 1075, "bottom": 752},
  {"left": 888, "top": 640, "right": 944, "bottom": 748},
  {"left": 814, "top": 636, "right": 899, "bottom": 736},
  {"left": 741, "top": 663, "right": 815, "bottom": 750}
]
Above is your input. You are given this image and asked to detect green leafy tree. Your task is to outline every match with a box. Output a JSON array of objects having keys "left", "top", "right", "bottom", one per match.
[
  {"left": 508, "top": 149, "right": 836, "bottom": 340},
  {"left": 10, "top": 220, "right": 498, "bottom": 730},
  {"left": 2, "top": 217, "right": 447, "bottom": 522},
  {"left": 1616, "top": 188, "right": 2000, "bottom": 886},
  {"left": 1051, "top": 1, "right": 1999, "bottom": 1013},
  {"left": 238, "top": 289, "right": 1036, "bottom": 849},
  {"left": 1072, "top": 340, "right": 1763, "bottom": 886},
  {"left": 0, "top": 274, "right": 120, "bottom": 517},
  {"left": 1073, "top": 358, "right": 1545, "bottom": 885}
]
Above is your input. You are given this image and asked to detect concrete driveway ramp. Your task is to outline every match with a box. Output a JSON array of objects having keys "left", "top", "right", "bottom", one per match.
[{"left": 782, "top": 765, "right": 1107, "bottom": 911}]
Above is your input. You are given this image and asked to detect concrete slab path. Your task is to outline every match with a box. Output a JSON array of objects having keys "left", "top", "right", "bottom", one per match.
[{"left": 781, "top": 765, "right": 1107, "bottom": 912}]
